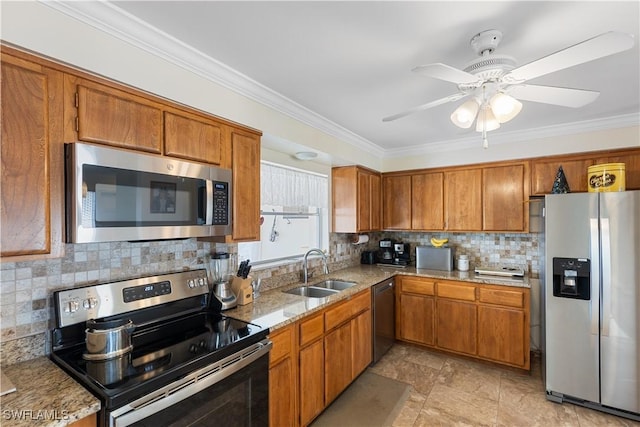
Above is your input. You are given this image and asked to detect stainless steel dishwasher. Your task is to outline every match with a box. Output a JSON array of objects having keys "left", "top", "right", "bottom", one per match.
[{"left": 371, "top": 277, "right": 395, "bottom": 364}]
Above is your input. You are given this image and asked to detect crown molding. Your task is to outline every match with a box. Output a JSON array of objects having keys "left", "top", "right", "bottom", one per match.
[
  {"left": 39, "top": 1, "right": 639, "bottom": 161},
  {"left": 40, "top": 0, "right": 385, "bottom": 158},
  {"left": 384, "top": 113, "right": 640, "bottom": 158}
]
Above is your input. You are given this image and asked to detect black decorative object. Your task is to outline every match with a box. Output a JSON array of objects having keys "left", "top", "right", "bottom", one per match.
[{"left": 551, "top": 166, "right": 570, "bottom": 194}]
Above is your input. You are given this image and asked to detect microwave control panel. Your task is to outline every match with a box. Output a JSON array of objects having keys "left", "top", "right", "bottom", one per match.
[{"left": 212, "top": 181, "right": 229, "bottom": 225}]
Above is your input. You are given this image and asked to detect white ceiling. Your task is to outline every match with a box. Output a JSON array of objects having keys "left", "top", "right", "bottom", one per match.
[{"left": 86, "top": 2, "right": 640, "bottom": 154}]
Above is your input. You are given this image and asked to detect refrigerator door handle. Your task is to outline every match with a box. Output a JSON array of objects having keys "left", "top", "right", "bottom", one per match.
[
  {"left": 590, "top": 218, "right": 600, "bottom": 336},
  {"left": 601, "top": 217, "right": 611, "bottom": 337}
]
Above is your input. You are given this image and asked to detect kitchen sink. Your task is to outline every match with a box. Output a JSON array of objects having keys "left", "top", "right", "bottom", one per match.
[
  {"left": 311, "top": 279, "right": 357, "bottom": 290},
  {"left": 283, "top": 286, "right": 339, "bottom": 298}
]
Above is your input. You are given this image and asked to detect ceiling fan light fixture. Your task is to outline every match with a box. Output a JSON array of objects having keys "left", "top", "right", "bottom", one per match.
[
  {"left": 475, "top": 106, "right": 500, "bottom": 133},
  {"left": 489, "top": 92, "right": 522, "bottom": 123},
  {"left": 450, "top": 99, "right": 479, "bottom": 128}
]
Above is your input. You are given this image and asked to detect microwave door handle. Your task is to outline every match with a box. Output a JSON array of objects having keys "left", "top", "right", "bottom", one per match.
[{"left": 206, "top": 180, "right": 214, "bottom": 225}]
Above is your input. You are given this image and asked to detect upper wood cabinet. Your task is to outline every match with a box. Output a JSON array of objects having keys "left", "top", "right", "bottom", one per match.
[
  {"left": 1, "top": 51, "right": 64, "bottom": 258},
  {"left": 382, "top": 174, "right": 412, "bottom": 230},
  {"left": 230, "top": 128, "right": 261, "bottom": 242},
  {"left": 164, "top": 109, "right": 223, "bottom": 165},
  {"left": 531, "top": 148, "right": 640, "bottom": 195},
  {"left": 67, "top": 77, "right": 163, "bottom": 153},
  {"left": 332, "top": 166, "right": 381, "bottom": 233},
  {"left": 483, "top": 163, "right": 529, "bottom": 231},
  {"left": 444, "top": 168, "right": 482, "bottom": 231},
  {"left": 412, "top": 172, "right": 444, "bottom": 230}
]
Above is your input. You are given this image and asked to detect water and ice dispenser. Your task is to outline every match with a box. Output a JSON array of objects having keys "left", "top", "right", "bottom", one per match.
[{"left": 552, "top": 257, "right": 591, "bottom": 300}]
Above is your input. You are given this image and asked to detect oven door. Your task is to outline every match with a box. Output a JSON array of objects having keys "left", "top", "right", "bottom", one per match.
[{"left": 109, "top": 339, "right": 271, "bottom": 427}]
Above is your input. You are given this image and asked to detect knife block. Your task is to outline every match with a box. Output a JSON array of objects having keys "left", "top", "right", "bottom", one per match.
[{"left": 232, "top": 276, "right": 253, "bottom": 305}]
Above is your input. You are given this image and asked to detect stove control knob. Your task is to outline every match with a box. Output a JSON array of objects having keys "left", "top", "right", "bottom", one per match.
[
  {"left": 83, "top": 298, "right": 97, "bottom": 310},
  {"left": 65, "top": 300, "right": 79, "bottom": 313},
  {"left": 199, "top": 340, "right": 206, "bottom": 348},
  {"left": 189, "top": 343, "right": 199, "bottom": 354},
  {"left": 188, "top": 279, "right": 195, "bottom": 288},
  {"left": 198, "top": 278, "right": 205, "bottom": 287}
]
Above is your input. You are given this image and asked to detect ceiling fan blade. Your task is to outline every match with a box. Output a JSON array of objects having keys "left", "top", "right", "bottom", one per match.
[
  {"left": 412, "top": 63, "right": 480, "bottom": 84},
  {"left": 505, "top": 31, "right": 635, "bottom": 83},
  {"left": 508, "top": 84, "right": 600, "bottom": 108},
  {"left": 382, "top": 93, "right": 467, "bottom": 122}
]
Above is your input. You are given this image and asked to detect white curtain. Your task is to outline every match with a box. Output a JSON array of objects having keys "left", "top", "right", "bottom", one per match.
[{"left": 261, "top": 162, "right": 328, "bottom": 208}]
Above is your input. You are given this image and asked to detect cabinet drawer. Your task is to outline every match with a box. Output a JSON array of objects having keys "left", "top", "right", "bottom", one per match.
[
  {"left": 300, "top": 313, "right": 324, "bottom": 347},
  {"left": 437, "top": 282, "right": 476, "bottom": 301},
  {"left": 325, "top": 290, "right": 370, "bottom": 331},
  {"left": 478, "top": 287, "right": 524, "bottom": 308},
  {"left": 269, "top": 325, "right": 294, "bottom": 366},
  {"left": 401, "top": 278, "right": 435, "bottom": 296}
]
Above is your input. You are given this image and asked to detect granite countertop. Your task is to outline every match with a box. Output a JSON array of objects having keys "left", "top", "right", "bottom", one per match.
[
  {"left": 226, "top": 264, "right": 530, "bottom": 332},
  {"left": 1, "top": 357, "right": 100, "bottom": 427}
]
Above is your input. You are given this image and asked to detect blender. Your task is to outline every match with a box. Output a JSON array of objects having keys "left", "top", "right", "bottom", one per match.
[{"left": 209, "top": 252, "right": 237, "bottom": 310}]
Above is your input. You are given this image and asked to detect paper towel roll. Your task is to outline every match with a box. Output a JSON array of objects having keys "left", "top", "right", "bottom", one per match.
[{"left": 351, "top": 234, "right": 369, "bottom": 245}]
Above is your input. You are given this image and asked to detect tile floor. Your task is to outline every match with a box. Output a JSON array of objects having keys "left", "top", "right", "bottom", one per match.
[{"left": 368, "top": 343, "right": 640, "bottom": 426}]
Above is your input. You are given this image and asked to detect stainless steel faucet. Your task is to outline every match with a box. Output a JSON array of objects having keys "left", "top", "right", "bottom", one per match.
[{"left": 303, "top": 248, "right": 329, "bottom": 284}]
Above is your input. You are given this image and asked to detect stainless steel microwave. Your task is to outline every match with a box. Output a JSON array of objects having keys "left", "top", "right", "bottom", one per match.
[{"left": 65, "top": 142, "right": 232, "bottom": 243}]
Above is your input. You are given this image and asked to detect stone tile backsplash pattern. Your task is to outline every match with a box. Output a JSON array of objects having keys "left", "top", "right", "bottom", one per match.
[{"left": 0, "top": 231, "right": 539, "bottom": 363}]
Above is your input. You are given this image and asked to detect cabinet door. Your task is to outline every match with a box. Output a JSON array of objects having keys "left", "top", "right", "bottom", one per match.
[
  {"left": 483, "top": 164, "right": 527, "bottom": 231},
  {"left": 601, "top": 151, "right": 640, "bottom": 191},
  {"left": 270, "top": 357, "right": 296, "bottom": 427},
  {"left": 351, "top": 309, "right": 372, "bottom": 378},
  {"left": 370, "top": 173, "right": 382, "bottom": 230},
  {"left": 436, "top": 299, "right": 477, "bottom": 355},
  {"left": 412, "top": 172, "right": 444, "bottom": 230},
  {"left": 1, "top": 54, "right": 63, "bottom": 257},
  {"left": 399, "top": 294, "right": 435, "bottom": 345},
  {"left": 478, "top": 305, "right": 526, "bottom": 367},
  {"left": 324, "top": 322, "right": 352, "bottom": 404},
  {"left": 299, "top": 339, "right": 324, "bottom": 426},
  {"left": 231, "top": 129, "right": 261, "bottom": 241},
  {"left": 164, "top": 110, "right": 222, "bottom": 164},
  {"left": 74, "top": 80, "right": 163, "bottom": 153},
  {"left": 531, "top": 158, "right": 594, "bottom": 194},
  {"left": 444, "top": 169, "right": 482, "bottom": 231},
  {"left": 382, "top": 175, "right": 411, "bottom": 229},
  {"left": 357, "top": 171, "right": 372, "bottom": 231}
]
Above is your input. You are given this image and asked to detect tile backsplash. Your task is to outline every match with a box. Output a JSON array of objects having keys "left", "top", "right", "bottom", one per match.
[{"left": 0, "top": 231, "right": 540, "bottom": 364}]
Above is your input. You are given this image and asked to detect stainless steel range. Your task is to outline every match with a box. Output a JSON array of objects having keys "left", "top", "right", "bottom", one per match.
[{"left": 50, "top": 270, "right": 271, "bottom": 427}]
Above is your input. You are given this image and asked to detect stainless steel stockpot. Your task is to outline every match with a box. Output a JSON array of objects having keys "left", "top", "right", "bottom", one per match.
[{"left": 83, "top": 318, "right": 135, "bottom": 360}]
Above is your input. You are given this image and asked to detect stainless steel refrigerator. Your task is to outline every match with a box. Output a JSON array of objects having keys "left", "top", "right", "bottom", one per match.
[{"left": 543, "top": 190, "right": 639, "bottom": 420}]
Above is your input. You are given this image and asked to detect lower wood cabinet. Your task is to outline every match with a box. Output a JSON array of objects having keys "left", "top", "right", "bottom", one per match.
[
  {"left": 396, "top": 276, "right": 530, "bottom": 370},
  {"left": 269, "top": 324, "right": 297, "bottom": 427},
  {"left": 266, "top": 288, "right": 376, "bottom": 427}
]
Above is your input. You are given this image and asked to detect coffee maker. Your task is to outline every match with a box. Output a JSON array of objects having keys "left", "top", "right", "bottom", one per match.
[
  {"left": 378, "top": 239, "right": 395, "bottom": 264},
  {"left": 393, "top": 242, "right": 411, "bottom": 266}
]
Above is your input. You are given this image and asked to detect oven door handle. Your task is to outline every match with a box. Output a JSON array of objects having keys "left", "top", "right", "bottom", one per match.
[{"left": 109, "top": 338, "right": 272, "bottom": 427}]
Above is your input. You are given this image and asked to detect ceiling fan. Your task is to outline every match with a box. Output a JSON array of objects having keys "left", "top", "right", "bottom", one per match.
[{"left": 383, "top": 30, "right": 635, "bottom": 148}]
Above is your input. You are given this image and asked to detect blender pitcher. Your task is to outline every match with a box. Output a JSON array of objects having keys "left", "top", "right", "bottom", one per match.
[{"left": 209, "top": 252, "right": 237, "bottom": 310}]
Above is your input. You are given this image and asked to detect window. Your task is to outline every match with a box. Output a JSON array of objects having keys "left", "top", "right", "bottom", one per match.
[{"left": 238, "top": 161, "right": 329, "bottom": 265}]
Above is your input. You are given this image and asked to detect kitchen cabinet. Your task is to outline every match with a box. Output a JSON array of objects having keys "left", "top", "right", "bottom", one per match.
[
  {"left": 323, "top": 289, "right": 372, "bottom": 405},
  {"left": 298, "top": 312, "right": 325, "bottom": 426},
  {"left": 436, "top": 281, "right": 477, "bottom": 355},
  {"left": 382, "top": 174, "right": 412, "bottom": 229},
  {"left": 230, "top": 128, "right": 261, "bottom": 241},
  {"left": 69, "top": 413, "right": 96, "bottom": 427},
  {"left": 164, "top": 109, "right": 223, "bottom": 165},
  {"left": 477, "top": 286, "right": 530, "bottom": 368},
  {"left": 269, "top": 325, "right": 297, "bottom": 427},
  {"left": 397, "top": 277, "right": 436, "bottom": 346},
  {"left": 1, "top": 50, "right": 64, "bottom": 258},
  {"left": 66, "top": 76, "right": 163, "bottom": 153},
  {"left": 332, "top": 166, "right": 381, "bottom": 233},
  {"left": 444, "top": 168, "right": 482, "bottom": 231},
  {"left": 531, "top": 148, "right": 640, "bottom": 194},
  {"left": 483, "top": 163, "right": 529, "bottom": 231},
  {"left": 412, "top": 172, "right": 444, "bottom": 230},
  {"left": 396, "top": 276, "right": 530, "bottom": 370}
]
